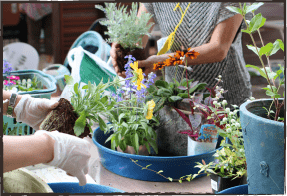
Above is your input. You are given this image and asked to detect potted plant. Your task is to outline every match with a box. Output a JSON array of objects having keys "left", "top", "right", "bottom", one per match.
[
  {"left": 39, "top": 75, "right": 124, "bottom": 138},
  {"left": 95, "top": 3, "right": 153, "bottom": 73},
  {"left": 227, "top": 3, "right": 285, "bottom": 194},
  {"left": 97, "top": 56, "right": 160, "bottom": 155},
  {"left": 132, "top": 99, "right": 247, "bottom": 190}
]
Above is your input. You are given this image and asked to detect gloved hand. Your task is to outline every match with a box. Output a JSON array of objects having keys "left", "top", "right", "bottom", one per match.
[
  {"left": 34, "top": 130, "right": 92, "bottom": 186},
  {"left": 14, "top": 95, "right": 59, "bottom": 130}
]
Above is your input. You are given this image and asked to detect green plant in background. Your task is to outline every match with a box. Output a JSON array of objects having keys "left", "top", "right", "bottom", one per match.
[
  {"left": 95, "top": 2, "right": 153, "bottom": 49},
  {"left": 226, "top": 2, "right": 284, "bottom": 121},
  {"left": 16, "top": 76, "right": 42, "bottom": 92}
]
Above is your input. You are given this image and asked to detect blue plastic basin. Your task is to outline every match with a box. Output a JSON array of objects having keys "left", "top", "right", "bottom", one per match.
[
  {"left": 217, "top": 184, "right": 248, "bottom": 194},
  {"left": 92, "top": 127, "right": 222, "bottom": 182},
  {"left": 48, "top": 182, "right": 124, "bottom": 193}
]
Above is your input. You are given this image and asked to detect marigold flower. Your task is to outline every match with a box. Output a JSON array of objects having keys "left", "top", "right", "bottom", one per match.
[
  {"left": 146, "top": 100, "right": 155, "bottom": 119},
  {"left": 186, "top": 49, "right": 200, "bottom": 60}
]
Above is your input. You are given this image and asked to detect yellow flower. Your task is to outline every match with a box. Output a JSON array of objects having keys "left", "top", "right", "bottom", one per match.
[
  {"left": 146, "top": 100, "right": 155, "bottom": 120},
  {"left": 130, "top": 61, "right": 146, "bottom": 90}
]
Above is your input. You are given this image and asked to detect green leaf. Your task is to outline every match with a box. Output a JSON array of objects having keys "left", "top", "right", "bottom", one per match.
[
  {"left": 259, "top": 43, "right": 273, "bottom": 56},
  {"left": 148, "top": 139, "right": 158, "bottom": 154},
  {"left": 241, "top": 29, "right": 251, "bottom": 34},
  {"left": 74, "top": 112, "right": 87, "bottom": 136},
  {"left": 147, "top": 84, "right": 157, "bottom": 94},
  {"left": 225, "top": 6, "right": 242, "bottom": 15},
  {"left": 168, "top": 177, "right": 173, "bottom": 182},
  {"left": 277, "top": 39, "right": 284, "bottom": 51},
  {"left": 189, "top": 83, "right": 207, "bottom": 93},
  {"left": 157, "top": 88, "right": 171, "bottom": 97},
  {"left": 246, "top": 45, "right": 260, "bottom": 56},
  {"left": 270, "top": 40, "right": 283, "bottom": 56},
  {"left": 98, "top": 116, "right": 107, "bottom": 131},
  {"left": 155, "top": 80, "right": 169, "bottom": 88},
  {"left": 178, "top": 93, "right": 189, "bottom": 98},
  {"left": 118, "top": 113, "right": 126, "bottom": 123},
  {"left": 64, "top": 75, "right": 74, "bottom": 85},
  {"left": 246, "top": 2, "right": 264, "bottom": 13},
  {"left": 134, "top": 133, "right": 139, "bottom": 154},
  {"left": 74, "top": 82, "right": 79, "bottom": 95},
  {"left": 245, "top": 64, "right": 266, "bottom": 78},
  {"left": 261, "top": 67, "right": 277, "bottom": 80},
  {"left": 249, "top": 13, "right": 265, "bottom": 33},
  {"left": 168, "top": 96, "right": 183, "bottom": 102}
]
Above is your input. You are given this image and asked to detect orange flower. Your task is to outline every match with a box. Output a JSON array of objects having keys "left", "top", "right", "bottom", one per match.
[
  {"left": 186, "top": 49, "right": 200, "bottom": 60},
  {"left": 153, "top": 50, "right": 200, "bottom": 70}
]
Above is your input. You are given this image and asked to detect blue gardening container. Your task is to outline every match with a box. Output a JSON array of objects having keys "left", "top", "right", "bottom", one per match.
[
  {"left": 92, "top": 126, "right": 222, "bottom": 182},
  {"left": 48, "top": 182, "right": 124, "bottom": 193},
  {"left": 217, "top": 184, "right": 248, "bottom": 194},
  {"left": 3, "top": 69, "right": 57, "bottom": 136},
  {"left": 240, "top": 99, "right": 284, "bottom": 194}
]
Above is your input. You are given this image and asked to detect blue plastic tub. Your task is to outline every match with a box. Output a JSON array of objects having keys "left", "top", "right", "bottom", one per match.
[
  {"left": 93, "top": 127, "right": 222, "bottom": 182},
  {"left": 217, "top": 184, "right": 248, "bottom": 194},
  {"left": 48, "top": 182, "right": 124, "bottom": 193}
]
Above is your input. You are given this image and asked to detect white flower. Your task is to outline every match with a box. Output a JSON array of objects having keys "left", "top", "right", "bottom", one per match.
[
  {"left": 235, "top": 122, "right": 240, "bottom": 128},
  {"left": 218, "top": 75, "right": 222, "bottom": 79},
  {"left": 217, "top": 103, "right": 221, "bottom": 108},
  {"left": 226, "top": 128, "right": 232, "bottom": 133},
  {"left": 229, "top": 111, "right": 234, "bottom": 116},
  {"left": 213, "top": 100, "right": 218, "bottom": 105},
  {"left": 220, "top": 89, "right": 224, "bottom": 93},
  {"left": 216, "top": 86, "right": 219, "bottom": 89},
  {"left": 240, "top": 149, "right": 244, "bottom": 153},
  {"left": 222, "top": 100, "right": 227, "bottom": 106},
  {"left": 222, "top": 117, "right": 228, "bottom": 123},
  {"left": 231, "top": 119, "right": 236, "bottom": 124},
  {"left": 226, "top": 124, "right": 231, "bottom": 128},
  {"left": 225, "top": 108, "right": 230, "bottom": 113},
  {"left": 190, "top": 96, "right": 194, "bottom": 99}
]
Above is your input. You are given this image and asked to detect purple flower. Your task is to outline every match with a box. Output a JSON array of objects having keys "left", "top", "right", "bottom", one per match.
[{"left": 3, "top": 60, "right": 13, "bottom": 75}]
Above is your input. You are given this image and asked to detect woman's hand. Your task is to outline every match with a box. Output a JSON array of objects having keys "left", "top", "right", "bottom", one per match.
[
  {"left": 35, "top": 130, "right": 91, "bottom": 186},
  {"left": 110, "top": 42, "right": 127, "bottom": 78},
  {"left": 14, "top": 95, "right": 59, "bottom": 130}
]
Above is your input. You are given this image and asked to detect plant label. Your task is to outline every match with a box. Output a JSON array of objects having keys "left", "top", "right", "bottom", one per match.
[
  {"left": 198, "top": 124, "right": 219, "bottom": 143},
  {"left": 211, "top": 179, "right": 218, "bottom": 191}
]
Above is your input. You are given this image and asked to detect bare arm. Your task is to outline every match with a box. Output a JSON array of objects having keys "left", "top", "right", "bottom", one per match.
[
  {"left": 3, "top": 134, "right": 54, "bottom": 172},
  {"left": 138, "top": 14, "right": 244, "bottom": 75}
]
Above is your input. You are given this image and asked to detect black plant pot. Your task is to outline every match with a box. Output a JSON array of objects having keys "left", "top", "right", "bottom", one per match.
[{"left": 210, "top": 174, "right": 247, "bottom": 194}]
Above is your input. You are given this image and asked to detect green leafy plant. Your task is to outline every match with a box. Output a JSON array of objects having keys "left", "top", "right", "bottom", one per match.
[
  {"left": 226, "top": 2, "right": 284, "bottom": 121},
  {"left": 95, "top": 2, "right": 153, "bottom": 49},
  {"left": 99, "top": 57, "right": 159, "bottom": 155},
  {"left": 65, "top": 74, "right": 122, "bottom": 136}
]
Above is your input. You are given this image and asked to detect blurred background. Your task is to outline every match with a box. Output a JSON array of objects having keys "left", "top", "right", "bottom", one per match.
[{"left": 2, "top": 2, "right": 285, "bottom": 98}]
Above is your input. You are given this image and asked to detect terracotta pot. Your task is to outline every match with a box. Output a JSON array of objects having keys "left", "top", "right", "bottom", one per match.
[{"left": 116, "top": 145, "right": 149, "bottom": 156}]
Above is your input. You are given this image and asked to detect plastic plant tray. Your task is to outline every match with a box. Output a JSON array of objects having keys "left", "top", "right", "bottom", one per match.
[
  {"left": 3, "top": 69, "right": 57, "bottom": 136},
  {"left": 93, "top": 126, "right": 222, "bottom": 182}
]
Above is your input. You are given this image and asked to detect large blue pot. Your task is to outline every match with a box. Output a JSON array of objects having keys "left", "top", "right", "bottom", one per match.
[
  {"left": 92, "top": 127, "right": 222, "bottom": 182},
  {"left": 48, "top": 182, "right": 124, "bottom": 193},
  {"left": 240, "top": 99, "right": 284, "bottom": 194},
  {"left": 217, "top": 184, "right": 248, "bottom": 194}
]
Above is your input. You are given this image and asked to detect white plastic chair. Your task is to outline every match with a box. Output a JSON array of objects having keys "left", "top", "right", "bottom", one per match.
[{"left": 3, "top": 42, "right": 39, "bottom": 70}]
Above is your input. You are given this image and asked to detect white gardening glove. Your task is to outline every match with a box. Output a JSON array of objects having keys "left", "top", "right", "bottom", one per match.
[
  {"left": 14, "top": 95, "right": 59, "bottom": 130},
  {"left": 34, "top": 130, "right": 91, "bottom": 186}
]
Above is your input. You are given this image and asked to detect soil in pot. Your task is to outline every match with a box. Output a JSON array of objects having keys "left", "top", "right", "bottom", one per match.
[
  {"left": 116, "top": 45, "right": 146, "bottom": 73},
  {"left": 39, "top": 98, "right": 91, "bottom": 138}
]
